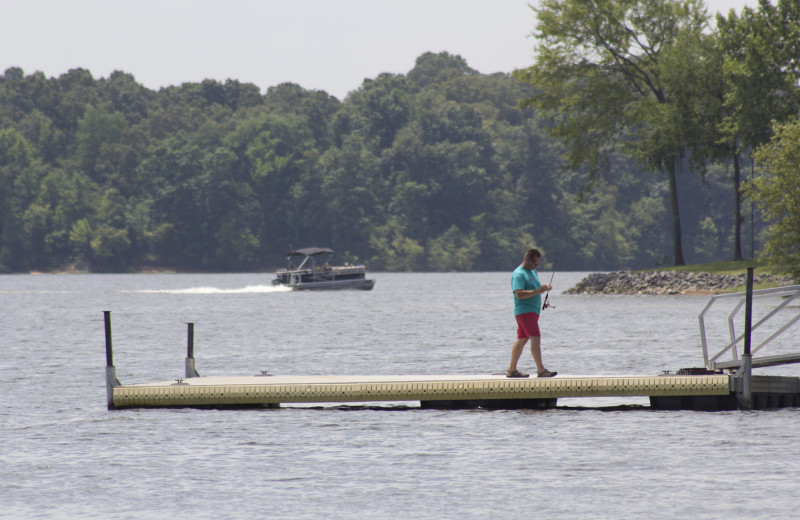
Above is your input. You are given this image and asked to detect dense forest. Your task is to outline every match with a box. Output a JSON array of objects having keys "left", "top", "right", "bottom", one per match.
[{"left": 1, "top": 0, "right": 798, "bottom": 274}]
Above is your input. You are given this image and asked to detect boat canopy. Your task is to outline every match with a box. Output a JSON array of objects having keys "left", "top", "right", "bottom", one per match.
[{"left": 287, "top": 247, "right": 334, "bottom": 257}]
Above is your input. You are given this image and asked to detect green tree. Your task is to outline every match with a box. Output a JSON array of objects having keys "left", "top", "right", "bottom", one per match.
[
  {"left": 407, "top": 52, "right": 479, "bottom": 88},
  {"left": 0, "top": 128, "right": 38, "bottom": 271},
  {"left": 716, "top": 0, "right": 800, "bottom": 260},
  {"left": 69, "top": 218, "right": 93, "bottom": 266},
  {"left": 692, "top": 216, "right": 719, "bottom": 261},
  {"left": 515, "top": 0, "right": 710, "bottom": 266},
  {"left": 204, "top": 147, "right": 260, "bottom": 268},
  {"left": 54, "top": 69, "right": 99, "bottom": 139},
  {"left": 426, "top": 225, "right": 480, "bottom": 271},
  {"left": 75, "top": 104, "right": 129, "bottom": 179},
  {"left": 17, "top": 109, "right": 62, "bottom": 163},
  {"left": 241, "top": 112, "right": 313, "bottom": 255},
  {"left": 335, "top": 73, "right": 413, "bottom": 150},
  {"left": 141, "top": 133, "right": 209, "bottom": 266},
  {"left": 381, "top": 90, "right": 494, "bottom": 243},
  {"left": 317, "top": 135, "right": 381, "bottom": 257},
  {"left": 368, "top": 217, "right": 426, "bottom": 271},
  {"left": 748, "top": 117, "right": 800, "bottom": 281},
  {"left": 264, "top": 83, "right": 340, "bottom": 146},
  {"left": 90, "top": 224, "right": 132, "bottom": 271},
  {"left": 97, "top": 70, "right": 155, "bottom": 124}
]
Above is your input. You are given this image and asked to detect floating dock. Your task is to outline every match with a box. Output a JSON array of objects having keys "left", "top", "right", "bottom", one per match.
[
  {"left": 107, "top": 372, "right": 800, "bottom": 411},
  {"left": 104, "top": 273, "right": 800, "bottom": 412},
  {"left": 116, "top": 373, "right": 725, "bottom": 409}
]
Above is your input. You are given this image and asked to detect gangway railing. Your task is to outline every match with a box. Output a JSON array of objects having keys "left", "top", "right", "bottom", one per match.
[{"left": 699, "top": 284, "right": 800, "bottom": 371}]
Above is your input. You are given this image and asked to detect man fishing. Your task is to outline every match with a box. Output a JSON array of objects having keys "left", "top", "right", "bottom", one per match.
[{"left": 506, "top": 248, "right": 557, "bottom": 378}]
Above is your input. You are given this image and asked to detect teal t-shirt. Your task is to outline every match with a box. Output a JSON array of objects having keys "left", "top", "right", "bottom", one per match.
[{"left": 511, "top": 265, "right": 542, "bottom": 316}]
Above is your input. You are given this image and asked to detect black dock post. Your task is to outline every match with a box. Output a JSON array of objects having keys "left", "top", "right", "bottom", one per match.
[
  {"left": 104, "top": 311, "right": 113, "bottom": 367},
  {"left": 737, "top": 268, "right": 754, "bottom": 409},
  {"left": 185, "top": 322, "right": 200, "bottom": 378},
  {"left": 104, "top": 311, "right": 121, "bottom": 409}
]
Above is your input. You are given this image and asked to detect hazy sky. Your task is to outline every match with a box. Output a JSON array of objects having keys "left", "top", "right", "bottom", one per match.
[{"left": 3, "top": 0, "right": 756, "bottom": 100}]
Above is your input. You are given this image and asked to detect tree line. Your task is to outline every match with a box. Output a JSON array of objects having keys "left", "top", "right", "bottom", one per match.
[{"left": 0, "top": 0, "right": 797, "bottom": 275}]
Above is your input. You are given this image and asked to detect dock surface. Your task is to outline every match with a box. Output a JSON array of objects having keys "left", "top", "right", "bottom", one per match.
[{"left": 111, "top": 373, "right": 740, "bottom": 409}]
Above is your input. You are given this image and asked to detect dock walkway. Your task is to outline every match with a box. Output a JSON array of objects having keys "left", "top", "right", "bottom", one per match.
[
  {"left": 110, "top": 373, "right": 800, "bottom": 410},
  {"left": 109, "top": 372, "right": 764, "bottom": 410}
]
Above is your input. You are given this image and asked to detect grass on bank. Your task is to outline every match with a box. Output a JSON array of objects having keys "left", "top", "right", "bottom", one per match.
[
  {"left": 640, "top": 258, "right": 795, "bottom": 292},
  {"left": 642, "top": 258, "right": 775, "bottom": 275}
]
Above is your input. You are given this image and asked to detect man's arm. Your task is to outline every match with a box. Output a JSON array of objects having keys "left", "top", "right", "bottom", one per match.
[{"left": 514, "top": 285, "right": 552, "bottom": 300}]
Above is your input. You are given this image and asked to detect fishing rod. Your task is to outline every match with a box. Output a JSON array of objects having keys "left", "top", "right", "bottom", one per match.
[{"left": 542, "top": 249, "right": 560, "bottom": 310}]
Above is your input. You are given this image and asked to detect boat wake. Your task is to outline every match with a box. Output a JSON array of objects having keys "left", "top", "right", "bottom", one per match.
[{"left": 131, "top": 285, "right": 292, "bottom": 295}]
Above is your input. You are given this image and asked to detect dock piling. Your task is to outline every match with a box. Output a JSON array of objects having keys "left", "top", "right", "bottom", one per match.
[
  {"left": 104, "top": 311, "right": 121, "bottom": 409},
  {"left": 104, "top": 311, "right": 113, "bottom": 367},
  {"left": 736, "top": 268, "right": 755, "bottom": 409},
  {"left": 185, "top": 322, "right": 200, "bottom": 378}
]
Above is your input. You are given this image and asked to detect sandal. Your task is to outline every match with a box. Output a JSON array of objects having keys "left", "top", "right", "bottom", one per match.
[
  {"left": 537, "top": 369, "right": 557, "bottom": 378},
  {"left": 506, "top": 369, "right": 530, "bottom": 378}
]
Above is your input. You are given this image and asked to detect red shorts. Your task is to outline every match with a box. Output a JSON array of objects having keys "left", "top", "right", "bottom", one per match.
[{"left": 515, "top": 312, "right": 540, "bottom": 339}]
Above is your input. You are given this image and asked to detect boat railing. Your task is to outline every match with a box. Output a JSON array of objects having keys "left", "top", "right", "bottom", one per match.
[
  {"left": 331, "top": 265, "right": 364, "bottom": 274},
  {"left": 699, "top": 284, "right": 800, "bottom": 371}
]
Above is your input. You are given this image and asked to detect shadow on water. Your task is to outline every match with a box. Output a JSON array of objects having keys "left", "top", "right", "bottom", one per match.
[{"left": 243, "top": 403, "right": 655, "bottom": 412}]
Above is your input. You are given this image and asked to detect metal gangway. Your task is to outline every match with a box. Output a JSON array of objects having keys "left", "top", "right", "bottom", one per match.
[{"left": 699, "top": 284, "right": 800, "bottom": 371}]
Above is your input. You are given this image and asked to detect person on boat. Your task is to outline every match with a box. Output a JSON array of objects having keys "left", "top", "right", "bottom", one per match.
[{"left": 507, "top": 248, "right": 557, "bottom": 378}]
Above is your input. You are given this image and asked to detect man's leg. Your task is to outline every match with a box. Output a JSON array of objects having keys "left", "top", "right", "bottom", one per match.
[
  {"left": 530, "top": 336, "right": 545, "bottom": 373},
  {"left": 508, "top": 337, "right": 528, "bottom": 372}
]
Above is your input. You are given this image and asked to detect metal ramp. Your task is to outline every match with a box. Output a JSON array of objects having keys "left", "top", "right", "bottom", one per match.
[{"left": 699, "top": 284, "right": 800, "bottom": 371}]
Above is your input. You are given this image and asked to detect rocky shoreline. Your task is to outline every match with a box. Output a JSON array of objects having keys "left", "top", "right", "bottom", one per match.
[{"left": 565, "top": 270, "right": 793, "bottom": 295}]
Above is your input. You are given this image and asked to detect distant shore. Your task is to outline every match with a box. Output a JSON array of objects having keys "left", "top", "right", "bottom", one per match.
[
  {"left": 23, "top": 265, "right": 280, "bottom": 275},
  {"left": 565, "top": 270, "right": 794, "bottom": 295},
  {"left": 14, "top": 267, "right": 796, "bottom": 294}
]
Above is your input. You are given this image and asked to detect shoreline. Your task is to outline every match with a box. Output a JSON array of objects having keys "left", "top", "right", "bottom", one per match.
[
  {"left": 12, "top": 268, "right": 796, "bottom": 295},
  {"left": 23, "top": 265, "right": 281, "bottom": 275},
  {"left": 564, "top": 270, "right": 794, "bottom": 295}
]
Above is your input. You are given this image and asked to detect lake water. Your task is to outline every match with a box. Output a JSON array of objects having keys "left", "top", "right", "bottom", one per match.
[{"left": 2, "top": 272, "right": 799, "bottom": 519}]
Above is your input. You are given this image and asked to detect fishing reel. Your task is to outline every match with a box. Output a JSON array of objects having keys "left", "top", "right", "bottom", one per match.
[{"left": 542, "top": 249, "right": 560, "bottom": 311}]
